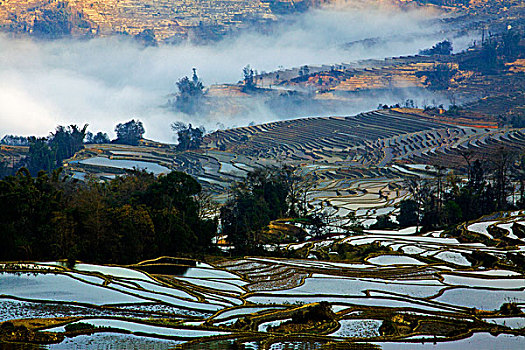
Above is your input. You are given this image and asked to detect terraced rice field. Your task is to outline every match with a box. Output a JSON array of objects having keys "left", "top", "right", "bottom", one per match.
[
  {"left": 36, "top": 109, "right": 525, "bottom": 347},
  {"left": 2, "top": 211, "right": 525, "bottom": 348},
  {"left": 62, "top": 109, "right": 525, "bottom": 236}
]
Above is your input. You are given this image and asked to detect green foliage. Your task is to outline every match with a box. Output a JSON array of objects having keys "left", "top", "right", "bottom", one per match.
[
  {"left": 298, "top": 65, "right": 310, "bottom": 77},
  {"left": 0, "top": 168, "right": 216, "bottom": 263},
  {"left": 509, "top": 114, "right": 525, "bottom": 128},
  {"left": 458, "top": 29, "right": 524, "bottom": 74},
  {"left": 134, "top": 29, "right": 157, "bottom": 46},
  {"left": 171, "top": 122, "right": 204, "bottom": 151},
  {"left": 114, "top": 119, "right": 145, "bottom": 145},
  {"left": 370, "top": 214, "right": 398, "bottom": 230},
  {"left": 406, "top": 150, "right": 519, "bottom": 232},
  {"left": 499, "top": 302, "right": 521, "bottom": 316},
  {"left": 0, "top": 135, "right": 29, "bottom": 146},
  {"left": 25, "top": 124, "right": 87, "bottom": 175},
  {"left": 499, "top": 29, "right": 523, "bottom": 62},
  {"left": 220, "top": 166, "right": 302, "bottom": 254},
  {"left": 51, "top": 125, "right": 88, "bottom": 163},
  {"left": 479, "top": 41, "right": 500, "bottom": 72},
  {"left": 26, "top": 137, "right": 57, "bottom": 175},
  {"left": 332, "top": 242, "right": 390, "bottom": 262},
  {"left": 173, "top": 69, "right": 206, "bottom": 115},
  {"left": 0, "top": 159, "right": 11, "bottom": 179},
  {"left": 0, "top": 168, "right": 62, "bottom": 260},
  {"left": 85, "top": 131, "right": 110, "bottom": 144},
  {"left": 64, "top": 322, "right": 95, "bottom": 332}
]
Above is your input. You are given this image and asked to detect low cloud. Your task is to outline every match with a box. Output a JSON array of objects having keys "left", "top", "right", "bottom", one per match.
[{"left": 0, "top": 2, "right": 472, "bottom": 143}]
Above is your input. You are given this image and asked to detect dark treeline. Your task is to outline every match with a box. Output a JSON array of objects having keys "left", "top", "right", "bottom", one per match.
[
  {"left": 0, "top": 168, "right": 216, "bottom": 263},
  {"left": 25, "top": 124, "right": 88, "bottom": 175},
  {"left": 460, "top": 28, "right": 524, "bottom": 73},
  {"left": 419, "top": 40, "right": 453, "bottom": 56},
  {"left": 396, "top": 149, "right": 525, "bottom": 232},
  {"left": 0, "top": 164, "right": 310, "bottom": 263},
  {"left": 0, "top": 120, "right": 143, "bottom": 178}
]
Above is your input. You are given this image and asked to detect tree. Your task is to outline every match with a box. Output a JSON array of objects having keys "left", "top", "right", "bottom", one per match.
[
  {"left": 416, "top": 63, "right": 458, "bottom": 90},
  {"left": 0, "top": 159, "right": 10, "bottom": 179},
  {"left": 499, "top": 28, "right": 522, "bottom": 61},
  {"left": 514, "top": 155, "right": 525, "bottom": 207},
  {"left": 0, "top": 135, "right": 29, "bottom": 146},
  {"left": 85, "top": 131, "right": 110, "bottom": 144},
  {"left": 242, "top": 65, "right": 256, "bottom": 92},
  {"left": 491, "top": 147, "right": 513, "bottom": 211},
  {"left": 26, "top": 137, "right": 57, "bottom": 175},
  {"left": 370, "top": 215, "right": 397, "bottom": 229},
  {"left": 298, "top": 65, "right": 310, "bottom": 77},
  {"left": 114, "top": 119, "right": 145, "bottom": 145},
  {"left": 20, "top": 124, "right": 88, "bottom": 175},
  {"left": 479, "top": 41, "right": 499, "bottom": 72},
  {"left": 173, "top": 69, "right": 206, "bottom": 115},
  {"left": 221, "top": 167, "right": 293, "bottom": 253},
  {"left": 51, "top": 124, "right": 87, "bottom": 162},
  {"left": 32, "top": 4, "right": 73, "bottom": 39},
  {"left": 171, "top": 122, "right": 204, "bottom": 151},
  {"left": 0, "top": 168, "right": 63, "bottom": 260},
  {"left": 0, "top": 167, "right": 217, "bottom": 263}
]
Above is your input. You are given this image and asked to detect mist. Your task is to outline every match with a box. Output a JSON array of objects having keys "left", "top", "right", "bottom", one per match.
[{"left": 0, "top": 2, "right": 471, "bottom": 143}]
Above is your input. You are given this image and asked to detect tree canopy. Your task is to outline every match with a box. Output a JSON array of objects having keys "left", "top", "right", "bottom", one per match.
[
  {"left": 220, "top": 166, "right": 313, "bottom": 253},
  {"left": 114, "top": 119, "right": 145, "bottom": 145},
  {"left": 242, "top": 65, "right": 257, "bottom": 92},
  {"left": 0, "top": 168, "right": 216, "bottom": 263},
  {"left": 24, "top": 124, "right": 87, "bottom": 175},
  {"left": 173, "top": 69, "right": 206, "bottom": 115},
  {"left": 416, "top": 63, "right": 458, "bottom": 90},
  {"left": 171, "top": 122, "right": 205, "bottom": 151},
  {"left": 85, "top": 131, "right": 110, "bottom": 144}
]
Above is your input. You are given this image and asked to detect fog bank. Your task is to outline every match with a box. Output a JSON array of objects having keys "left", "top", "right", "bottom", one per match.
[{"left": 0, "top": 2, "right": 470, "bottom": 142}]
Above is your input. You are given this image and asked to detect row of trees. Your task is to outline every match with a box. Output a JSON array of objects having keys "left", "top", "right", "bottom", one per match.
[
  {"left": 0, "top": 168, "right": 216, "bottom": 263},
  {"left": 24, "top": 124, "right": 88, "bottom": 175},
  {"left": 1, "top": 121, "right": 144, "bottom": 178},
  {"left": 3, "top": 148, "right": 523, "bottom": 262}
]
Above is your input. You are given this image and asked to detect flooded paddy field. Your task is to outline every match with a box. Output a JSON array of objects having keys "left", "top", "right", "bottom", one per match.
[
  {"left": 2, "top": 211, "right": 525, "bottom": 349},
  {"left": 7, "top": 110, "right": 525, "bottom": 348}
]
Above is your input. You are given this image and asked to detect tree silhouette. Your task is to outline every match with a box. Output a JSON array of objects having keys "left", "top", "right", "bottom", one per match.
[
  {"left": 114, "top": 119, "right": 145, "bottom": 145},
  {"left": 174, "top": 68, "right": 206, "bottom": 115}
]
